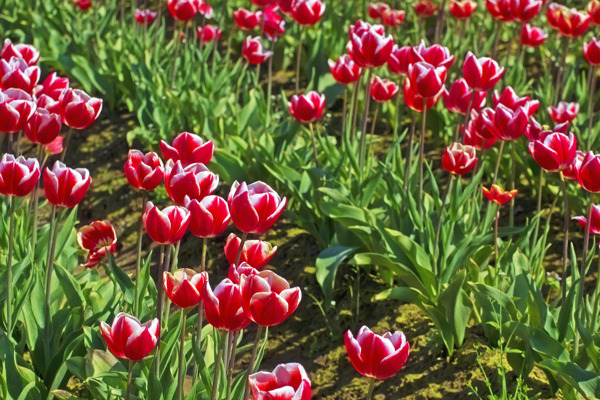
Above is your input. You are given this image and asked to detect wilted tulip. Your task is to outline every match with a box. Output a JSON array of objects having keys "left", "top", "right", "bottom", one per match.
[
  {"left": 224, "top": 233, "right": 277, "bottom": 269},
  {"left": 450, "top": 0, "right": 477, "bottom": 18},
  {"left": 249, "top": 363, "right": 312, "bottom": 400},
  {"left": 242, "top": 37, "right": 274, "bottom": 65},
  {"left": 482, "top": 184, "right": 517, "bottom": 204},
  {"left": 407, "top": 62, "right": 447, "bottom": 99},
  {"left": 77, "top": 220, "right": 118, "bottom": 268},
  {"left": 43, "top": 161, "right": 91, "bottom": 208},
  {"left": 164, "top": 268, "right": 209, "bottom": 308},
  {"left": 25, "top": 108, "right": 62, "bottom": 145},
  {"left": 288, "top": 91, "right": 326, "bottom": 123},
  {"left": 0, "top": 56, "right": 40, "bottom": 93},
  {"left": 578, "top": 151, "right": 600, "bottom": 192},
  {"left": 164, "top": 160, "right": 218, "bottom": 206},
  {"left": 463, "top": 52, "right": 505, "bottom": 91},
  {"left": 228, "top": 181, "right": 287, "bottom": 234},
  {"left": 292, "top": 0, "right": 325, "bottom": 25},
  {"left": 59, "top": 88, "right": 102, "bottom": 129},
  {"left": 167, "top": 0, "right": 198, "bottom": 21},
  {"left": 143, "top": 202, "right": 190, "bottom": 244},
  {"left": 202, "top": 278, "right": 251, "bottom": 331},
  {"left": 387, "top": 45, "right": 412, "bottom": 76},
  {"left": 370, "top": 76, "right": 399, "bottom": 102},
  {"left": 160, "top": 131, "right": 214, "bottom": 167},
  {"left": 442, "top": 143, "right": 477, "bottom": 175},
  {"left": 134, "top": 9, "right": 158, "bottom": 25},
  {"left": 234, "top": 9, "right": 263, "bottom": 30},
  {"left": 0, "top": 154, "right": 40, "bottom": 197},
  {"left": 185, "top": 195, "right": 230, "bottom": 238},
  {"left": 1, "top": 39, "right": 39, "bottom": 66},
  {"left": 573, "top": 205, "right": 600, "bottom": 234},
  {"left": 414, "top": 0, "right": 437, "bottom": 17},
  {"left": 443, "top": 78, "right": 486, "bottom": 114},
  {"left": 520, "top": 24, "right": 548, "bottom": 47},
  {"left": 410, "top": 40, "right": 455, "bottom": 69},
  {"left": 348, "top": 22, "right": 394, "bottom": 68},
  {"left": 0, "top": 88, "right": 36, "bottom": 133},
  {"left": 529, "top": 130, "right": 577, "bottom": 172},
  {"left": 328, "top": 54, "right": 362, "bottom": 84},
  {"left": 124, "top": 150, "right": 164, "bottom": 191},
  {"left": 100, "top": 313, "right": 159, "bottom": 361},
  {"left": 548, "top": 101, "right": 579, "bottom": 124},
  {"left": 382, "top": 9, "right": 406, "bottom": 27},
  {"left": 585, "top": 38, "right": 600, "bottom": 65}
]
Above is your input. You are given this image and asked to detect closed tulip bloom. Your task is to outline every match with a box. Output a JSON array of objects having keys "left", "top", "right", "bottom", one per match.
[
  {"left": 202, "top": 278, "right": 251, "bottom": 332},
  {"left": 370, "top": 76, "right": 399, "bottom": 102},
  {"left": 548, "top": 101, "right": 579, "bottom": 124},
  {"left": 197, "top": 0, "right": 213, "bottom": 18},
  {"left": 520, "top": 24, "right": 548, "bottom": 47},
  {"left": 482, "top": 184, "right": 517, "bottom": 204},
  {"left": 345, "top": 326, "right": 410, "bottom": 380},
  {"left": 45, "top": 137, "right": 63, "bottom": 156},
  {"left": 1, "top": 39, "right": 39, "bottom": 66},
  {"left": 475, "top": 108, "right": 501, "bottom": 140},
  {"left": 77, "top": 220, "right": 118, "bottom": 268},
  {"left": 0, "top": 154, "right": 40, "bottom": 197},
  {"left": 134, "top": 9, "right": 158, "bottom": 24},
  {"left": 242, "top": 37, "right": 274, "bottom": 65},
  {"left": 167, "top": 0, "right": 198, "bottom": 21},
  {"left": 224, "top": 233, "right": 277, "bottom": 269},
  {"left": 234, "top": 8, "right": 263, "bottom": 30},
  {"left": 278, "top": 0, "right": 296, "bottom": 14},
  {"left": 524, "top": 117, "right": 544, "bottom": 141},
  {"left": 164, "top": 268, "right": 209, "bottom": 308},
  {"left": 36, "top": 95, "right": 62, "bottom": 116},
  {"left": 463, "top": 116, "right": 497, "bottom": 150},
  {"left": 529, "top": 130, "right": 577, "bottom": 172},
  {"left": 160, "top": 131, "right": 214, "bottom": 167},
  {"left": 415, "top": 0, "right": 437, "bottom": 17},
  {"left": 442, "top": 143, "right": 477, "bottom": 175},
  {"left": 253, "top": 0, "right": 277, "bottom": 6},
  {"left": 228, "top": 262, "right": 259, "bottom": 285},
  {"left": 490, "top": 104, "right": 530, "bottom": 141},
  {"left": 288, "top": 91, "right": 326, "bottom": 123},
  {"left": 25, "top": 108, "right": 62, "bottom": 145},
  {"left": 262, "top": 6, "right": 286, "bottom": 41},
  {"left": 228, "top": 181, "right": 287, "bottom": 234},
  {"left": 240, "top": 270, "right": 301, "bottom": 326},
  {"left": 349, "top": 19, "right": 384, "bottom": 36},
  {"left": 511, "top": 0, "right": 542, "bottom": 22},
  {"left": 486, "top": 0, "right": 513, "bottom": 21},
  {"left": 329, "top": 54, "right": 362, "bottom": 85},
  {"left": 185, "top": 195, "right": 230, "bottom": 238},
  {"left": 444, "top": 78, "right": 486, "bottom": 114},
  {"left": 165, "top": 160, "right": 218, "bottom": 205},
  {"left": 197, "top": 25, "right": 222, "bottom": 43},
  {"left": 0, "top": 89, "right": 36, "bottom": 133},
  {"left": 249, "top": 363, "right": 312, "bottom": 400},
  {"left": 410, "top": 40, "right": 455, "bottom": 69},
  {"left": 124, "top": 150, "right": 164, "bottom": 191},
  {"left": 589, "top": 0, "right": 600, "bottom": 25},
  {"left": 100, "top": 313, "right": 159, "bottom": 361},
  {"left": 408, "top": 62, "right": 447, "bottom": 99},
  {"left": 0, "top": 57, "right": 40, "bottom": 93},
  {"left": 76, "top": 0, "right": 92, "bottom": 10},
  {"left": 292, "top": 0, "right": 325, "bottom": 25},
  {"left": 143, "top": 201, "right": 190, "bottom": 244},
  {"left": 493, "top": 86, "right": 538, "bottom": 116},
  {"left": 348, "top": 23, "right": 394, "bottom": 68},
  {"left": 382, "top": 9, "right": 406, "bottom": 27},
  {"left": 368, "top": 2, "right": 390, "bottom": 19},
  {"left": 547, "top": 3, "right": 590, "bottom": 37},
  {"left": 578, "top": 151, "right": 600, "bottom": 192},
  {"left": 563, "top": 150, "right": 584, "bottom": 180},
  {"left": 450, "top": 0, "right": 477, "bottom": 18},
  {"left": 43, "top": 161, "right": 91, "bottom": 208},
  {"left": 34, "top": 72, "right": 69, "bottom": 101},
  {"left": 387, "top": 45, "right": 411, "bottom": 76},
  {"left": 573, "top": 205, "right": 600, "bottom": 234},
  {"left": 59, "top": 88, "right": 102, "bottom": 129},
  {"left": 463, "top": 52, "right": 505, "bottom": 91},
  {"left": 585, "top": 38, "right": 600, "bottom": 65},
  {"left": 403, "top": 79, "right": 441, "bottom": 112}
]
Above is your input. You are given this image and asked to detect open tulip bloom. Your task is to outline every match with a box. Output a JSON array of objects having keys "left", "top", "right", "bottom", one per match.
[
  {"left": 225, "top": 233, "right": 277, "bottom": 270},
  {"left": 228, "top": 181, "right": 287, "bottom": 235},
  {"left": 164, "top": 268, "right": 208, "bottom": 309},
  {"left": 77, "top": 220, "right": 118, "bottom": 268},
  {"left": 160, "top": 131, "right": 214, "bottom": 167},
  {"left": 100, "top": 313, "right": 159, "bottom": 361},
  {"left": 248, "top": 362, "right": 312, "bottom": 400},
  {"left": 164, "top": 160, "right": 219, "bottom": 206}
]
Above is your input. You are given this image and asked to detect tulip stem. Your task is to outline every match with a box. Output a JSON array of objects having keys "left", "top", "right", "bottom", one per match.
[
  {"left": 126, "top": 360, "right": 134, "bottom": 400},
  {"left": 494, "top": 205, "right": 500, "bottom": 264},
  {"left": 588, "top": 65, "right": 597, "bottom": 150},
  {"left": 359, "top": 69, "right": 373, "bottom": 184},
  {"left": 350, "top": 78, "right": 361, "bottom": 144},
  {"left": 509, "top": 141, "right": 516, "bottom": 230},
  {"left": 234, "top": 232, "right": 248, "bottom": 266},
  {"left": 170, "top": 20, "right": 181, "bottom": 90},
  {"left": 393, "top": 92, "right": 402, "bottom": 138},
  {"left": 267, "top": 54, "right": 273, "bottom": 124},
  {"left": 135, "top": 192, "right": 147, "bottom": 318},
  {"left": 575, "top": 194, "right": 594, "bottom": 355},
  {"left": 434, "top": 0, "right": 447, "bottom": 42},
  {"left": 403, "top": 116, "right": 417, "bottom": 191},
  {"left": 554, "top": 37, "right": 570, "bottom": 105},
  {"left": 295, "top": 29, "right": 304, "bottom": 93},
  {"left": 366, "top": 378, "right": 376, "bottom": 400},
  {"left": 60, "top": 127, "right": 73, "bottom": 163},
  {"left": 559, "top": 172, "right": 570, "bottom": 300},
  {"left": 342, "top": 87, "right": 348, "bottom": 140},
  {"left": 456, "top": 94, "right": 475, "bottom": 143},
  {"left": 492, "top": 141, "right": 505, "bottom": 185},
  {"left": 491, "top": 21, "right": 501, "bottom": 60},
  {"left": 154, "top": 245, "right": 166, "bottom": 377},
  {"left": 591, "top": 254, "right": 600, "bottom": 332},
  {"left": 418, "top": 106, "right": 428, "bottom": 219},
  {"left": 210, "top": 331, "right": 228, "bottom": 400},
  {"left": 226, "top": 331, "right": 239, "bottom": 400},
  {"left": 532, "top": 168, "right": 544, "bottom": 251},
  {"left": 163, "top": 244, "right": 175, "bottom": 327},
  {"left": 193, "top": 237, "right": 209, "bottom": 382},
  {"left": 243, "top": 325, "right": 265, "bottom": 400},
  {"left": 5, "top": 196, "right": 14, "bottom": 333},
  {"left": 434, "top": 175, "right": 455, "bottom": 264},
  {"left": 177, "top": 309, "right": 187, "bottom": 400},
  {"left": 366, "top": 103, "right": 380, "bottom": 171},
  {"left": 309, "top": 123, "right": 320, "bottom": 168},
  {"left": 44, "top": 205, "right": 60, "bottom": 361}
]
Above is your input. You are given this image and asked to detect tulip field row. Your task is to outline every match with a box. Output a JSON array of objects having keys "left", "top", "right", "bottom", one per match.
[{"left": 4, "top": 0, "right": 600, "bottom": 399}]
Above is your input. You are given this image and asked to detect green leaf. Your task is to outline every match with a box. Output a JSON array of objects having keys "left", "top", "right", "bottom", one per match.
[{"left": 315, "top": 246, "right": 357, "bottom": 303}]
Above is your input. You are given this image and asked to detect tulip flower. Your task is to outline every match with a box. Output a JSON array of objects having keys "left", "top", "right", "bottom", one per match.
[
  {"left": 240, "top": 270, "right": 301, "bottom": 326},
  {"left": 410, "top": 40, "right": 455, "bottom": 69},
  {"left": 292, "top": 0, "right": 325, "bottom": 25},
  {"left": 449, "top": 0, "right": 477, "bottom": 18},
  {"left": 160, "top": 131, "right": 214, "bottom": 167},
  {"left": 578, "top": 151, "right": 600, "bottom": 193},
  {"left": 228, "top": 262, "right": 260, "bottom": 284},
  {"left": 1, "top": 39, "right": 39, "bottom": 66},
  {"left": 368, "top": 2, "right": 390, "bottom": 19},
  {"left": 414, "top": 0, "right": 437, "bottom": 17},
  {"left": 562, "top": 150, "right": 584, "bottom": 181},
  {"left": 444, "top": 78, "right": 486, "bottom": 114},
  {"left": 529, "top": 130, "right": 577, "bottom": 172},
  {"left": 185, "top": 195, "right": 230, "bottom": 238},
  {"left": 143, "top": 202, "right": 191, "bottom": 244},
  {"left": 463, "top": 52, "right": 505, "bottom": 91},
  {"left": 493, "top": 86, "right": 538, "bottom": 116},
  {"left": 520, "top": 24, "right": 548, "bottom": 47},
  {"left": 77, "top": 220, "right": 118, "bottom": 268},
  {"left": 124, "top": 150, "right": 164, "bottom": 191},
  {"left": 288, "top": 91, "right": 326, "bottom": 123},
  {"left": 442, "top": 143, "right": 477, "bottom": 175},
  {"left": 482, "top": 184, "right": 517, "bottom": 204},
  {"left": 348, "top": 22, "right": 394, "bottom": 69},
  {"left": 36, "top": 94, "right": 61, "bottom": 115},
  {"left": 328, "top": 54, "right": 362, "bottom": 84},
  {"left": 59, "top": 88, "right": 102, "bottom": 130},
  {"left": 34, "top": 72, "right": 69, "bottom": 101},
  {"left": 248, "top": 363, "right": 312, "bottom": 400},
  {"left": 134, "top": 9, "right": 157, "bottom": 25},
  {"left": 277, "top": 0, "right": 296, "bottom": 14},
  {"left": 511, "top": 0, "right": 542, "bottom": 22},
  {"left": 349, "top": 19, "right": 383, "bottom": 36},
  {"left": 164, "top": 160, "right": 218, "bottom": 205},
  {"left": 44, "top": 137, "right": 63, "bottom": 156},
  {"left": 253, "top": 0, "right": 277, "bottom": 6},
  {"left": 100, "top": 313, "right": 159, "bottom": 361},
  {"left": 0, "top": 154, "right": 40, "bottom": 197},
  {"left": 43, "top": 161, "right": 91, "bottom": 208},
  {"left": 164, "top": 268, "right": 209, "bottom": 308},
  {"left": 489, "top": 104, "right": 530, "bottom": 141},
  {"left": 585, "top": 38, "right": 600, "bottom": 65},
  {"left": 547, "top": 3, "right": 590, "bottom": 37},
  {"left": 486, "top": 0, "right": 514, "bottom": 22},
  {"left": 463, "top": 116, "right": 496, "bottom": 150},
  {"left": 234, "top": 9, "right": 263, "bottom": 30},
  {"left": 590, "top": 0, "right": 600, "bottom": 25},
  {"left": 167, "top": 0, "right": 198, "bottom": 21},
  {"left": 0, "top": 56, "right": 40, "bottom": 93},
  {"left": 25, "top": 108, "right": 62, "bottom": 145},
  {"left": 261, "top": 6, "right": 286, "bottom": 41},
  {"left": 403, "top": 79, "right": 441, "bottom": 112},
  {"left": 242, "top": 37, "right": 274, "bottom": 65},
  {"left": 473, "top": 108, "right": 500, "bottom": 141},
  {"left": 370, "top": 76, "right": 399, "bottom": 103},
  {"left": 387, "top": 45, "right": 411, "bottom": 76},
  {"left": 0, "top": 88, "right": 36, "bottom": 133},
  {"left": 573, "top": 205, "right": 600, "bottom": 235},
  {"left": 407, "top": 62, "right": 447, "bottom": 99},
  {"left": 196, "top": 25, "right": 222, "bottom": 44},
  {"left": 228, "top": 181, "right": 287, "bottom": 235},
  {"left": 76, "top": 0, "right": 92, "bottom": 10},
  {"left": 197, "top": 0, "right": 213, "bottom": 18},
  {"left": 345, "top": 326, "right": 410, "bottom": 379},
  {"left": 202, "top": 278, "right": 251, "bottom": 331},
  {"left": 382, "top": 9, "right": 406, "bottom": 27},
  {"left": 224, "top": 233, "right": 277, "bottom": 269},
  {"left": 548, "top": 101, "right": 579, "bottom": 124}
]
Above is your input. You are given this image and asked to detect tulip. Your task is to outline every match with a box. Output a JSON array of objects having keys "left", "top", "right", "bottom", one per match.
[
  {"left": 228, "top": 262, "right": 260, "bottom": 285},
  {"left": 0, "top": 57, "right": 39, "bottom": 94},
  {"left": 463, "top": 52, "right": 505, "bottom": 92},
  {"left": 493, "top": 86, "right": 538, "bottom": 116},
  {"left": 529, "top": 130, "right": 577, "bottom": 172},
  {"left": 473, "top": 108, "right": 500, "bottom": 140},
  {"left": 43, "top": 161, "right": 91, "bottom": 208},
  {"left": 410, "top": 40, "right": 455, "bottom": 69},
  {"left": 407, "top": 62, "right": 447, "bottom": 99},
  {"left": 59, "top": 88, "right": 102, "bottom": 130},
  {"left": 486, "top": 0, "right": 513, "bottom": 21},
  {"left": 278, "top": 0, "right": 296, "bottom": 14},
  {"left": 242, "top": 37, "right": 274, "bottom": 65},
  {"left": 590, "top": 0, "right": 600, "bottom": 25},
  {"left": 202, "top": 278, "right": 251, "bottom": 331},
  {"left": 292, "top": 0, "right": 325, "bottom": 25},
  {"left": 490, "top": 104, "right": 530, "bottom": 141},
  {"left": 449, "top": 0, "right": 477, "bottom": 18},
  {"left": 382, "top": 9, "right": 406, "bottom": 27},
  {"left": 25, "top": 108, "right": 62, "bottom": 145},
  {"left": 34, "top": 72, "right": 69, "bottom": 101},
  {"left": 348, "top": 22, "right": 394, "bottom": 68},
  {"left": 1, "top": 39, "right": 39, "bottom": 66},
  {"left": 228, "top": 181, "right": 287, "bottom": 234},
  {"left": 585, "top": 38, "right": 600, "bottom": 65},
  {"left": 261, "top": 6, "right": 286, "bottom": 41},
  {"left": 0, "top": 88, "right": 36, "bottom": 133},
  {"left": 234, "top": 9, "right": 263, "bottom": 30},
  {"left": 288, "top": 91, "right": 326, "bottom": 123},
  {"left": 482, "top": 184, "right": 517, "bottom": 204},
  {"left": 368, "top": 2, "right": 390, "bottom": 19},
  {"left": 547, "top": 3, "right": 590, "bottom": 37},
  {"left": 197, "top": 25, "right": 222, "bottom": 44},
  {"left": 345, "top": 326, "right": 410, "bottom": 379},
  {"left": 76, "top": 0, "right": 92, "bottom": 10},
  {"left": 414, "top": 0, "right": 437, "bottom": 17},
  {"left": 578, "top": 152, "right": 600, "bottom": 192},
  {"left": 403, "top": 79, "right": 441, "bottom": 112},
  {"left": 45, "top": 137, "right": 63, "bottom": 156},
  {"left": 387, "top": 45, "right": 411, "bottom": 76},
  {"left": 167, "top": 0, "right": 198, "bottom": 21},
  {"left": 0, "top": 154, "right": 40, "bottom": 197},
  {"left": 463, "top": 117, "right": 497, "bottom": 150},
  {"left": 164, "top": 160, "right": 218, "bottom": 206},
  {"left": 134, "top": 9, "right": 158, "bottom": 25},
  {"left": 520, "top": 24, "right": 548, "bottom": 47},
  {"left": 548, "top": 101, "right": 579, "bottom": 124},
  {"left": 370, "top": 76, "right": 399, "bottom": 102},
  {"left": 253, "top": 0, "right": 277, "bottom": 6},
  {"left": 328, "top": 54, "right": 362, "bottom": 84},
  {"left": 248, "top": 363, "right": 311, "bottom": 400},
  {"left": 77, "top": 220, "right": 118, "bottom": 268},
  {"left": 124, "top": 150, "right": 164, "bottom": 191},
  {"left": 100, "top": 313, "right": 159, "bottom": 361},
  {"left": 143, "top": 201, "right": 191, "bottom": 244},
  {"left": 349, "top": 19, "right": 384, "bottom": 36},
  {"left": 511, "top": 0, "right": 542, "bottom": 22},
  {"left": 573, "top": 205, "right": 600, "bottom": 234},
  {"left": 240, "top": 270, "right": 301, "bottom": 326},
  {"left": 197, "top": 0, "right": 213, "bottom": 18},
  {"left": 443, "top": 78, "right": 486, "bottom": 114},
  {"left": 442, "top": 143, "right": 477, "bottom": 175},
  {"left": 185, "top": 195, "right": 230, "bottom": 238},
  {"left": 563, "top": 150, "right": 585, "bottom": 181},
  {"left": 224, "top": 233, "right": 277, "bottom": 269},
  {"left": 164, "top": 268, "right": 209, "bottom": 308},
  {"left": 160, "top": 131, "right": 214, "bottom": 167}
]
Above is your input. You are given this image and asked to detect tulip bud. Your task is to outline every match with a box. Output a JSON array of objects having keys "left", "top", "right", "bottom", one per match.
[
  {"left": 77, "top": 220, "right": 118, "bottom": 268},
  {"left": 443, "top": 78, "right": 486, "bottom": 114},
  {"left": 160, "top": 131, "right": 214, "bottom": 167},
  {"left": 403, "top": 78, "right": 441, "bottom": 112},
  {"left": 370, "top": 76, "right": 399, "bottom": 103},
  {"left": 262, "top": 6, "right": 286, "bottom": 41},
  {"left": 0, "top": 56, "right": 40, "bottom": 93},
  {"left": 463, "top": 52, "right": 505, "bottom": 92},
  {"left": 0, "top": 154, "right": 40, "bottom": 197},
  {"left": 100, "top": 313, "right": 159, "bottom": 361},
  {"left": 134, "top": 9, "right": 158, "bottom": 25},
  {"left": 288, "top": 91, "right": 326, "bottom": 123},
  {"left": 0, "top": 88, "right": 36, "bottom": 133},
  {"left": 185, "top": 195, "right": 230, "bottom": 238},
  {"left": 196, "top": 25, "right": 222, "bottom": 44},
  {"left": 202, "top": 278, "right": 251, "bottom": 332},
  {"left": 25, "top": 108, "right": 62, "bottom": 145},
  {"left": 590, "top": 0, "right": 600, "bottom": 26},
  {"left": 143, "top": 201, "right": 190, "bottom": 244},
  {"left": 548, "top": 101, "right": 579, "bottom": 124},
  {"left": 234, "top": 8, "right": 263, "bottom": 30},
  {"left": 164, "top": 268, "right": 209, "bottom": 308},
  {"left": 124, "top": 150, "right": 164, "bottom": 191},
  {"left": 249, "top": 363, "right": 312, "bottom": 400},
  {"left": 449, "top": 0, "right": 477, "bottom": 18},
  {"left": 76, "top": 0, "right": 92, "bottom": 10},
  {"left": 43, "top": 161, "right": 91, "bottom": 208},
  {"left": 368, "top": 2, "right": 390, "bottom": 19},
  {"left": 167, "top": 0, "right": 198, "bottom": 21},
  {"left": 224, "top": 233, "right": 277, "bottom": 269},
  {"left": 486, "top": 0, "right": 513, "bottom": 22},
  {"left": 493, "top": 86, "right": 538, "bottom": 116},
  {"left": 482, "top": 184, "right": 517, "bottom": 205},
  {"left": 585, "top": 38, "right": 600, "bottom": 65},
  {"left": 292, "top": 0, "right": 325, "bottom": 26},
  {"left": 59, "top": 88, "right": 102, "bottom": 129},
  {"left": 529, "top": 130, "right": 577, "bottom": 172},
  {"left": 382, "top": 9, "right": 406, "bottom": 27},
  {"left": 442, "top": 143, "right": 477, "bottom": 175},
  {"left": 520, "top": 24, "right": 548, "bottom": 47},
  {"left": 228, "top": 181, "right": 287, "bottom": 234},
  {"left": 387, "top": 45, "right": 411, "bottom": 76},
  {"left": 490, "top": 103, "right": 530, "bottom": 141},
  {"left": 165, "top": 160, "right": 218, "bottom": 205},
  {"left": 407, "top": 61, "right": 447, "bottom": 99},
  {"left": 573, "top": 205, "right": 600, "bottom": 234},
  {"left": 328, "top": 54, "right": 362, "bottom": 84},
  {"left": 463, "top": 116, "right": 496, "bottom": 151},
  {"left": 348, "top": 22, "right": 394, "bottom": 68},
  {"left": 1, "top": 39, "right": 39, "bottom": 66},
  {"left": 578, "top": 151, "right": 600, "bottom": 192},
  {"left": 414, "top": 0, "right": 437, "bottom": 17},
  {"left": 242, "top": 37, "right": 274, "bottom": 65}
]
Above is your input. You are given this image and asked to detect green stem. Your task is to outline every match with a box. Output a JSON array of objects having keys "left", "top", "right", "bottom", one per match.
[
  {"left": 5, "top": 196, "right": 15, "bottom": 332},
  {"left": 350, "top": 78, "right": 361, "bottom": 143},
  {"left": 234, "top": 232, "right": 248, "bottom": 266},
  {"left": 366, "top": 103, "right": 379, "bottom": 171},
  {"left": 60, "top": 127, "right": 73, "bottom": 162},
  {"left": 418, "top": 106, "right": 428, "bottom": 219},
  {"left": 194, "top": 237, "right": 208, "bottom": 382},
  {"left": 243, "top": 325, "right": 265, "bottom": 400},
  {"left": 532, "top": 168, "right": 544, "bottom": 252},
  {"left": 295, "top": 29, "right": 304, "bottom": 93},
  {"left": 509, "top": 140, "right": 516, "bottom": 229},
  {"left": 44, "top": 205, "right": 60, "bottom": 361},
  {"left": 359, "top": 69, "right": 373, "bottom": 183},
  {"left": 403, "top": 116, "right": 417, "bottom": 191},
  {"left": 588, "top": 65, "right": 597, "bottom": 150},
  {"left": 170, "top": 20, "right": 181, "bottom": 89},
  {"left": 226, "top": 331, "right": 239, "bottom": 400},
  {"left": 154, "top": 245, "right": 166, "bottom": 377},
  {"left": 495, "top": 206, "right": 500, "bottom": 263},
  {"left": 366, "top": 378, "right": 376, "bottom": 400},
  {"left": 210, "top": 331, "right": 228, "bottom": 400},
  {"left": 575, "top": 195, "right": 594, "bottom": 354},
  {"left": 135, "top": 192, "right": 147, "bottom": 317},
  {"left": 126, "top": 360, "right": 134, "bottom": 400},
  {"left": 267, "top": 54, "right": 273, "bottom": 124},
  {"left": 177, "top": 309, "right": 187, "bottom": 400},
  {"left": 492, "top": 141, "right": 505, "bottom": 185},
  {"left": 559, "top": 172, "right": 570, "bottom": 299},
  {"left": 309, "top": 123, "right": 320, "bottom": 168},
  {"left": 434, "top": 175, "right": 455, "bottom": 263},
  {"left": 342, "top": 87, "right": 348, "bottom": 139}
]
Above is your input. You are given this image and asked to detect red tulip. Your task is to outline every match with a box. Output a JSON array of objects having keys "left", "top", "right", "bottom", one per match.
[
  {"left": 473, "top": 108, "right": 500, "bottom": 141},
  {"left": 288, "top": 91, "right": 326, "bottom": 123},
  {"left": 43, "top": 161, "right": 91, "bottom": 208},
  {"left": 25, "top": 108, "right": 62, "bottom": 145},
  {"left": 34, "top": 72, "right": 69, "bottom": 102},
  {"left": 387, "top": 45, "right": 411, "bottom": 76},
  {"left": 349, "top": 20, "right": 384, "bottom": 36},
  {"left": 585, "top": 38, "right": 600, "bottom": 65},
  {"left": 563, "top": 150, "right": 584, "bottom": 180},
  {"left": 443, "top": 78, "right": 486, "bottom": 114},
  {"left": 76, "top": 0, "right": 92, "bottom": 10},
  {"left": 1, "top": 39, "right": 39, "bottom": 66},
  {"left": 278, "top": 0, "right": 296, "bottom": 14},
  {"left": 442, "top": 143, "right": 477, "bottom": 175},
  {"left": 578, "top": 151, "right": 600, "bottom": 192},
  {"left": 489, "top": 103, "right": 530, "bottom": 141},
  {"left": 198, "top": 0, "right": 213, "bottom": 18},
  {"left": 202, "top": 278, "right": 251, "bottom": 332},
  {"left": 328, "top": 54, "right": 362, "bottom": 84},
  {"left": 493, "top": 86, "right": 538, "bottom": 116},
  {"left": 224, "top": 233, "right": 277, "bottom": 269},
  {"left": 124, "top": 150, "right": 164, "bottom": 191},
  {"left": 143, "top": 201, "right": 190, "bottom": 244},
  {"left": 345, "top": 326, "right": 410, "bottom": 380},
  {"left": 370, "top": 76, "right": 399, "bottom": 102},
  {"left": 242, "top": 37, "right": 274, "bottom": 65},
  {"left": 486, "top": 0, "right": 514, "bottom": 21},
  {"left": 0, "top": 88, "right": 36, "bottom": 133},
  {"left": 403, "top": 78, "right": 441, "bottom": 112},
  {"left": 547, "top": 3, "right": 590, "bottom": 37},
  {"left": 262, "top": 6, "right": 286, "bottom": 41},
  {"left": 44, "top": 137, "right": 63, "bottom": 156},
  {"left": 228, "top": 262, "right": 259, "bottom": 285},
  {"left": 511, "top": 0, "right": 542, "bottom": 22},
  {"left": 134, "top": 9, "right": 158, "bottom": 24},
  {"left": 197, "top": 25, "right": 222, "bottom": 43},
  {"left": 249, "top": 363, "right": 311, "bottom": 400},
  {"left": 410, "top": 40, "right": 455, "bottom": 69},
  {"left": 167, "top": 0, "right": 198, "bottom": 21},
  {"left": 368, "top": 2, "right": 390, "bottom": 19},
  {"left": 529, "top": 130, "right": 577, "bottom": 172},
  {"left": 462, "top": 52, "right": 505, "bottom": 92},
  {"left": 253, "top": 0, "right": 277, "bottom": 6},
  {"left": 160, "top": 131, "right": 214, "bottom": 167},
  {"left": 234, "top": 8, "right": 263, "bottom": 30},
  {"left": 573, "top": 204, "right": 600, "bottom": 234},
  {"left": 348, "top": 22, "right": 394, "bottom": 68},
  {"left": 407, "top": 62, "right": 447, "bottom": 99},
  {"left": 228, "top": 181, "right": 287, "bottom": 234},
  {"left": 165, "top": 160, "right": 218, "bottom": 206},
  {"left": 450, "top": 0, "right": 477, "bottom": 18},
  {"left": 520, "top": 24, "right": 548, "bottom": 47},
  {"left": 185, "top": 195, "right": 230, "bottom": 238},
  {"left": 382, "top": 9, "right": 406, "bottom": 27},
  {"left": 589, "top": 0, "right": 600, "bottom": 25},
  {"left": 77, "top": 220, "right": 118, "bottom": 268},
  {"left": 0, "top": 57, "right": 40, "bottom": 93},
  {"left": 240, "top": 270, "right": 301, "bottom": 326},
  {"left": 100, "top": 313, "right": 159, "bottom": 361},
  {"left": 164, "top": 268, "right": 209, "bottom": 308},
  {"left": 463, "top": 115, "right": 497, "bottom": 150},
  {"left": 482, "top": 184, "right": 517, "bottom": 205},
  {"left": 0, "top": 154, "right": 40, "bottom": 197},
  {"left": 548, "top": 101, "right": 579, "bottom": 124},
  {"left": 524, "top": 117, "right": 544, "bottom": 141},
  {"left": 59, "top": 88, "right": 102, "bottom": 129},
  {"left": 292, "top": 0, "right": 325, "bottom": 25},
  {"left": 414, "top": 0, "right": 437, "bottom": 17}
]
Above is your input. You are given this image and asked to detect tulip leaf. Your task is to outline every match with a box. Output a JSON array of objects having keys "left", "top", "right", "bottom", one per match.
[
  {"left": 316, "top": 246, "right": 358, "bottom": 304},
  {"left": 107, "top": 256, "right": 135, "bottom": 307}
]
